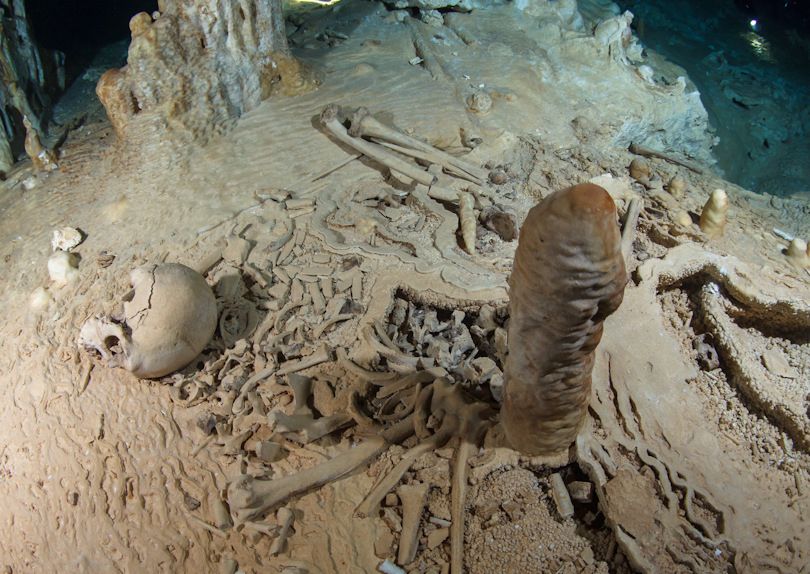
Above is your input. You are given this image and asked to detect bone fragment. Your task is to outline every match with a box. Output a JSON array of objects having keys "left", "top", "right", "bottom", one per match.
[
  {"left": 356, "top": 435, "right": 447, "bottom": 518},
  {"left": 212, "top": 495, "right": 233, "bottom": 529},
  {"left": 307, "top": 282, "right": 326, "bottom": 313},
  {"left": 286, "top": 198, "right": 314, "bottom": 211},
  {"left": 397, "top": 482, "right": 429, "bottom": 566},
  {"left": 270, "top": 507, "right": 295, "bottom": 556},
  {"left": 549, "top": 473, "right": 575, "bottom": 519},
  {"left": 699, "top": 189, "right": 728, "bottom": 239},
  {"left": 313, "top": 313, "right": 354, "bottom": 339},
  {"left": 629, "top": 142, "right": 705, "bottom": 174},
  {"left": 288, "top": 374, "right": 314, "bottom": 415},
  {"left": 459, "top": 192, "right": 477, "bottom": 255},
  {"left": 621, "top": 197, "right": 642, "bottom": 263},
  {"left": 378, "top": 559, "right": 406, "bottom": 574},
  {"left": 319, "top": 105, "right": 436, "bottom": 187},
  {"left": 273, "top": 411, "right": 354, "bottom": 444},
  {"left": 449, "top": 441, "right": 472, "bottom": 574},
  {"left": 277, "top": 345, "right": 332, "bottom": 376}
]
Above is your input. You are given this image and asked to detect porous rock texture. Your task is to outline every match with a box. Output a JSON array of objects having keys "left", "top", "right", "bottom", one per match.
[
  {"left": 97, "top": 0, "right": 300, "bottom": 143},
  {"left": 502, "top": 183, "right": 627, "bottom": 456},
  {"left": 0, "top": 0, "right": 65, "bottom": 174}
]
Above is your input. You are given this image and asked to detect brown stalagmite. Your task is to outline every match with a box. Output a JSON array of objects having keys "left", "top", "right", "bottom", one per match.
[{"left": 502, "top": 183, "right": 627, "bottom": 456}]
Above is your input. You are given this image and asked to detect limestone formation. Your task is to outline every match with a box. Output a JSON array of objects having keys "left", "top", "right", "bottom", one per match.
[
  {"left": 699, "top": 188, "right": 729, "bottom": 239},
  {"left": 502, "top": 183, "right": 628, "bottom": 456},
  {"left": 0, "top": 0, "right": 65, "bottom": 174},
  {"left": 97, "top": 0, "right": 305, "bottom": 143}
]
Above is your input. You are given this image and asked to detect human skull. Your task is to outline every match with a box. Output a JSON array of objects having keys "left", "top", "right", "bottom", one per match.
[{"left": 79, "top": 263, "right": 218, "bottom": 379}]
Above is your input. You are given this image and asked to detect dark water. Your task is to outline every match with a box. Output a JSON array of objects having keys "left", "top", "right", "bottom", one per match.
[{"left": 616, "top": 0, "right": 810, "bottom": 198}]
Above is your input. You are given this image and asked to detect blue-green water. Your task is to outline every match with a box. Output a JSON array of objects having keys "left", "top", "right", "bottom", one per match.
[{"left": 617, "top": 0, "right": 810, "bottom": 198}]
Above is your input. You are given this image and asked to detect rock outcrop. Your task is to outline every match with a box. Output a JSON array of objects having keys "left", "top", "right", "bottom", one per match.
[
  {"left": 97, "top": 0, "right": 307, "bottom": 144},
  {"left": 0, "top": 0, "right": 65, "bottom": 175}
]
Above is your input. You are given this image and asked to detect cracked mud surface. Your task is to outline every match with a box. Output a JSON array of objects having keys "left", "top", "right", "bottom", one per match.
[{"left": 1, "top": 1, "right": 809, "bottom": 573}]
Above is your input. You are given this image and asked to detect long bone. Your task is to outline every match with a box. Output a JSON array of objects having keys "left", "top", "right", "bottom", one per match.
[
  {"left": 227, "top": 415, "right": 414, "bottom": 524},
  {"left": 348, "top": 107, "right": 487, "bottom": 185},
  {"left": 319, "top": 104, "right": 436, "bottom": 187}
]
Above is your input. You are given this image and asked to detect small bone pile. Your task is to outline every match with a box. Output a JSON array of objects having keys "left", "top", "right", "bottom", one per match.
[{"left": 318, "top": 104, "right": 514, "bottom": 256}]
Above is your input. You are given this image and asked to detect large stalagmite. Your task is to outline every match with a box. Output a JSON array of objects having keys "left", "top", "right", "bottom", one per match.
[
  {"left": 96, "top": 0, "right": 304, "bottom": 142},
  {"left": 502, "top": 184, "right": 627, "bottom": 456}
]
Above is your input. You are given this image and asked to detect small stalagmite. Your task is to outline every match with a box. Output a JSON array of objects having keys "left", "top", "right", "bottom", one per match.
[
  {"left": 501, "top": 183, "right": 627, "bottom": 456},
  {"left": 699, "top": 188, "right": 729, "bottom": 239},
  {"left": 785, "top": 238, "right": 810, "bottom": 268}
]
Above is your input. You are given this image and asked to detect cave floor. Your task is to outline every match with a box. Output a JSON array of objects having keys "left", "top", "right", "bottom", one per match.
[{"left": 0, "top": 2, "right": 808, "bottom": 573}]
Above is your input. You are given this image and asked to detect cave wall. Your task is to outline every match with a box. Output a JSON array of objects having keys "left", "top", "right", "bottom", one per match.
[
  {"left": 97, "top": 0, "right": 303, "bottom": 144},
  {"left": 0, "top": 0, "right": 65, "bottom": 174}
]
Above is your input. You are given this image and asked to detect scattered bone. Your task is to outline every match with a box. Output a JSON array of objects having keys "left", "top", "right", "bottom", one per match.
[
  {"left": 223, "top": 236, "right": 252, "bottom": 266},
  {"left": 270, "top": 507, "right": 295, "bottom": 556},
  {"left": 277, "top": 345, "right": 333, "bottom": 376},
  {"left": 549, "top": 473, "right": 575, "bottom": 519},
  {"left": 699, "top": 189, "right": 729, "bottom": 239},
  {"left": 349, "top": 107, "right": 486, "bottom": 184},
  {"left": 48, "top": 250, "right": 80, "bottom": 286},
  {"left": 228, "top": 416, "right": 413, "bottom": 523},
  {"left": 286, "top": 198, "right": 314, "bottom": 211},
  {"left": 51, "top": 227, "right": 84, "bottom": 252},
  {"left": 211, "top": 495, "right": 233, "bottom": 530},
  {"left": 458, "top": 192, "right": 477, "bottom": 255},
  {"left": 319, "top": 104, "right": 436, "bottom": 187},
  {"left": 427, "top": 527, "right": 449, "bottom": 549},
  {"left": 378, "top": 559, "right": 406, "bottom": 574},
  {"left": 621, "top": 197, "right": 642, "bottom": 263},
  {"left": 629, "top": 142, "right": 705, "bottom": 174},
  {"left": 397, "top": 482, "right": 429, "bottom": 566},
  {"left": 356, "top": 435, "right": 449, "bottom": 518}
]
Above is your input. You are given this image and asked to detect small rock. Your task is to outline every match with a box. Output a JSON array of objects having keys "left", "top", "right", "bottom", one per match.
[
  {"left": 466, "top": 91, "right": 492, "bottom": 114},
  {"left": 184, "top": 493, "right": 201, "bottom": 511},
  {"left": 384, "top": 493, "right": 400, "bottom": 507}
]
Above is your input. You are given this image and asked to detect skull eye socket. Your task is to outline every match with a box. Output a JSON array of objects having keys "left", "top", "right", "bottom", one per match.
[
  {"left": 104, "top": 335, "right": 122, "bottom": 353},
  {"left": 122, "top": 289, "right": 135, "bottom": 303}
]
